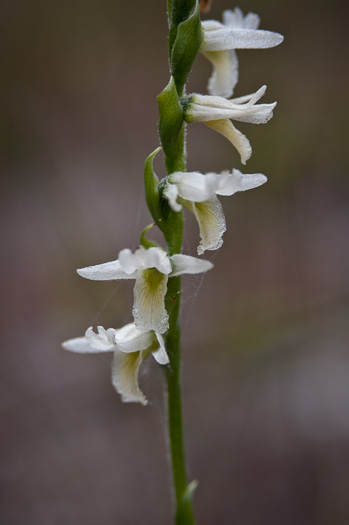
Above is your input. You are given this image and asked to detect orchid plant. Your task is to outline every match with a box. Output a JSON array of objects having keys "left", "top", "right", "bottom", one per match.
[{"left": 62, "top": 2, "right": 283, "bottom": 523}]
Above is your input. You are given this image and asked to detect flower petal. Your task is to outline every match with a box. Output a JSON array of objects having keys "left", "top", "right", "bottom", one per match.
[
  {"left": 151, "top": 333, "right": 169, "bottom": 365},
  {"left": 133, "top": 269, "right": 169, "bottom": 334},
  {"left": 77, "top": 260, "right": 136, "bottom": 281},
  {"left": 215, "top": 169, "right": 267, "bottom": 196},
  {"left": 202, "top": 49, "right": 238, "bottom": 98},
  {"left": 204, "top": 119, "right": 252, "bottom": 164},
  {"left": 118, "top": 249, "right": 140, "bottom": 274},
  {"left": 170, "top": 171, "right": 218, "bottom": 202},
  {"left": 222, "top": 8, "right": 260, "bottom": 30},
  {"left": 111, "top": 349, "right": 147, "bottom": 405},
  {"left": 170, "top": 253, "right": 214, "bottom": 276},
  {"left": 85, "top": 326, "right": 117, "bottom": 351},
  {"left": 202, "top": 28, "right": 284, "bottom": 51},
  {"left": 183, "top": 196, "right": 226, "bottom": 254},
  {"left": 141, "top": 247, "right": 172, "bottom": 274},
  {"left": 62, "top": 327, "right": 115, "bottom": 354},
  {"left": 188, "top": 93, "right": 276, "bottom": 124},
  {"left": 62, "top": 336, "right": 99, "bottom": 353},
  {"left": 113, "top": 323, "right": 155, "bottom": 353},
  {"left": 164, "top": 182, "right": 182, "bottom": 212}
]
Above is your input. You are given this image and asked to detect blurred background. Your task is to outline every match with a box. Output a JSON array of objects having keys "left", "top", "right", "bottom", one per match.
[{"left": 1, "top": 0, "right": 349, "bottom": 523}]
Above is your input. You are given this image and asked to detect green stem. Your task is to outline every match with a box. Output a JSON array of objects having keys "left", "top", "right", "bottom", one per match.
[
  {"left": 165, "top": 276, "right": 187, "bottom": 506},
  {"left": 157, "top": 1, "right": 203, "bottom": 522}
]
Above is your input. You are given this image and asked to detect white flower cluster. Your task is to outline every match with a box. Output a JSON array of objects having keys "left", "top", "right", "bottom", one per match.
[
  {"left": 161, "top": 7, "right": 283, "bottom": 255},
  {"left": 62, "top": 6, "right": 283, "bottom": 405}
]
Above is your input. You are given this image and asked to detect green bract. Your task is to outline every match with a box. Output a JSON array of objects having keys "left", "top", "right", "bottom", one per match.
[
  {"left": 157, "top": 77, "right": 185, "bottom": 174},
  {"left": 144, "top": 147, "right": 161, "bottom": 226},
  {"left": 170, "top": 0, "right": 204, "bottom": 95},
  {"left": 168, "top": 0, "right": 197, "bottom": 54}
]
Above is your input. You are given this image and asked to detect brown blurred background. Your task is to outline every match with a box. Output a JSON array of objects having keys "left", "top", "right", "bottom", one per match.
[{"left": 1, "top": 0, "right": 349, "bottom": 523}]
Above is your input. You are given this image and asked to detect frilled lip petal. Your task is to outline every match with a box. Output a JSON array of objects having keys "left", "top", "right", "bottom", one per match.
[
  {"left": 111, "top": 350, "right": 147, "bottom": 405},
  {"left": 201, "top": 27, "right": 284, "bottom": 52},
  {"left": 201, "top": 48, "right": 238, "bottom": 98},
  {"left": 187, "top": 196, "right": 226, "bottom": 255},
  {"left": 133, "top": 269, "right": 169, "bottom": 334},
  {"left": 77, "top": 260, "right": 137, "bottom": 281},
  {"left": 170, "top": 254, "right": 213, "bottom": 276},
  {"left": 204, "top": 119, "right": 252, "bottom": 164}
]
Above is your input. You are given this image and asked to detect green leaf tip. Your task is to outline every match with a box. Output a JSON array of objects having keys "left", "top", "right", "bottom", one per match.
[
  {"left": 144, "top": 147, "right": 162, "bottom": 227},
  {"left": 171, "top": 0, "right": 204, "bottom": 95},
  {"left": 139, "top": 224, "right": 159, "bottom": 249},
  {"left": 175, "top": 480, "right": 199, "bottom": 525}
]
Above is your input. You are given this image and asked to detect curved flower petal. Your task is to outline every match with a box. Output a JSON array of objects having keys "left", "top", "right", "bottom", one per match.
[
  {"left": 205, "top": 119, "right": 252, "bottom": 164},
  {"left": 170, "top": 171, "right": 218, "bottom": 202},
  {"left": 170, "top": 253, "right": 214, "bottom": 276},
  {"left": 77, "top": 260, "right": 136, "bottom": 281},
  {"left": 111, "top": 349, "right": 147, "bottom": 405},
  {"left": 133, "top": 269, "right": 169, "bottom": 334},
  {"left": 183, "top": 196, "right": 226, "bottom": 255},
  {"left": 113, "top": 323, "right": 155, "bottom": 353},
  {"left": 151, "top": 333, "right": 169, "bottom": 365},
  {"left": 202, "top": 49, "right": 238, "bottom": 98}
]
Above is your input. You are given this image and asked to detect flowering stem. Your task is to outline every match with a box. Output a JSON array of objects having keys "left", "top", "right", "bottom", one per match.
[{"left": 146, "top": 1, "right": 204, "bottom": 522}]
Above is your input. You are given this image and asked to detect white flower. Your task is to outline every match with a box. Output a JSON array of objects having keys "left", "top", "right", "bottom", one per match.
[
  {"left": 62, "top": 323, "right": 169, "bottom": 405},
  {"left": 77, "top": 246, "right": 213, "bottom": 334},
  {"left": 201, "top": 8, "right": 284, "bottom": 97},
  {"left": 164, "top": 169, "right": 267, "bottom": 254},
  {"left": 183, "top": 85, "right": 276, "bottom": 164}
]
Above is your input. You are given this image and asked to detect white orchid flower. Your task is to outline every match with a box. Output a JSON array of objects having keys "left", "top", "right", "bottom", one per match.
[
  {"left": 183, "top": 85, "right": 276, "bottom": 164},
  {"left": 77, "top": 246, "right": 213, "bottom": 334},
  {"left": 164, "top": 169, "right": 267, "bottom": 254},
  {"left": 62, "top": 323, "right": 169, "bottom": 405},
  {"left": 201, "top": 8, "right": 284, "bottom": 98}
]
